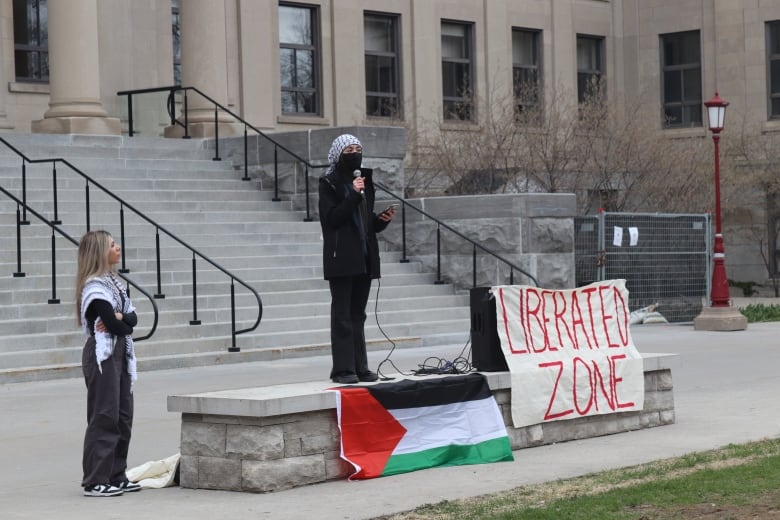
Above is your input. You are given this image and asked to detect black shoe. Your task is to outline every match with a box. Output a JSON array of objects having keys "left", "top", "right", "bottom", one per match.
[
  {"left": 114, "top": 479, "right": 141, "bottom": 492},
  {"left": 332, "top": 374, "right": 359, "bottom": 384},
  {"left": 358, "top": 371, "right": 378, "bottom": 382},
  {"left": 83, "top": 484, "right": 124, "bottom": 497}
]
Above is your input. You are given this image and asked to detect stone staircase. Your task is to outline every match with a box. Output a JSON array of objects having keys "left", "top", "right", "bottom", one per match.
[{"left": 0, "top": 134, "right": 471, "bottom": 384}]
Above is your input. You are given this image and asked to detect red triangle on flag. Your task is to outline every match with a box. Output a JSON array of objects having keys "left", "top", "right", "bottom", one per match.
[{"left": 334, "top": 387, "right": 407, "bottom": 479}]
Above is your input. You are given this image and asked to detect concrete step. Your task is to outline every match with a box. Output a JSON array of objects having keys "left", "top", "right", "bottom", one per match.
[
  {"left": 0, "top": 292, "right": 467, "bottom": 332},
  {"left": 0, "top": 187, "right": 279, "bottom": 204},
  {"left": 0, "top": 197, "right": 282, "bottom": 213},
  {"left": 0, "top": 334, "right": 430, "bottom": 385},
  {"left": 0, "top": 220, "right": 320, "bottom": 238},
  {"left": 0, "top": 275, "right": 451, "bottom": 310},
  {"left": 0, "top": 313, "right": 469, "bottom": 369}
]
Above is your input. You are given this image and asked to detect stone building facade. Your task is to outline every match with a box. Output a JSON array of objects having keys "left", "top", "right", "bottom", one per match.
[{"left": 4, "top": 0, "right": 780, "bottom": 280}]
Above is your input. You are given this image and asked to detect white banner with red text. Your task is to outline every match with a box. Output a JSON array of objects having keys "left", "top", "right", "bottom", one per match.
[{"left": 491, "top": 280, "right": 644, "bottom": 428}]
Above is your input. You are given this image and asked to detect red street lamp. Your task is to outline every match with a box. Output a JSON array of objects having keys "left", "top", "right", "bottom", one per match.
[{"left": 704, "top": 92, "right": 730, "bottom": 307}]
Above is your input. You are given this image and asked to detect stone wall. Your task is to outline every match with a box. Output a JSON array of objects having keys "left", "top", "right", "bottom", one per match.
[
  {"left": 176, "top": 362, "right": 675, "bottom": 493},
  {"left": 179, "top": 410, "right": 350, "bottom": 493},
  {"left": 379, "top": 193, "right": 577, "bottom": 290}
]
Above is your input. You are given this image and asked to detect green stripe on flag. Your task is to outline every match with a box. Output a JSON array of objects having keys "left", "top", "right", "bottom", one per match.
[{"left": 381, "top": 436, "right": 513, "bottom": 477}]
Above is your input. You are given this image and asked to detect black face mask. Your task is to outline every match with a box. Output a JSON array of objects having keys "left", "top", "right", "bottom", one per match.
[{"left": 337, "top": 152, "right": 363, "bottom": 177}]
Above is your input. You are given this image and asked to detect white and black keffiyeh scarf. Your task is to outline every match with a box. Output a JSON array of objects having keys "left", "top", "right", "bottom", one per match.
[
  {"left": 80, "top": 273, "right": 137, "bottom": 390},
  {"left": 325, "top": 134, "right": 362, "bottom": 176}
]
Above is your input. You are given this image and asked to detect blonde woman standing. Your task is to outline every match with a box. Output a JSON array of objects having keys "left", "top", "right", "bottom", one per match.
[{"left": 75, "top": 230, "right": 141, "bottom": 497}]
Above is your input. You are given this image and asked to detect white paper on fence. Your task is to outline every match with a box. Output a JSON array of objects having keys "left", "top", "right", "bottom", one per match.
[
  {"left": 629, "top": 227, "right": 639, "bottom": 246},
  {"left": 613, "top": 226, "right": 623, "bottom": 246},
  {"left": 491, "top": 280, "right": 645, "bottom": 428},
  {"left": 126, "top": 453, "right": 180, "bottom": 489}
]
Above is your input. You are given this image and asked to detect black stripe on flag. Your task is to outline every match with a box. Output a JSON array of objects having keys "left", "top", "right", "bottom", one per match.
[{"left": 365, "top": 373, "right": 492, "bottom": 410}]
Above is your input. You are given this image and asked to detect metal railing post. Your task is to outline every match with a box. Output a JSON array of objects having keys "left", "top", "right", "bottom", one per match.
[
  {"left": 303, "top": 162, "right": 312, "bottom": 222},
  {"left": 167, "top": 89, "right": 177, "bottom": 125},
  {"left": 85, "top": 181, "right": 90, "bottom": 231},
  {"left": 435, "top": 225, "right": 443, "bottom": 284},
  {"left": 212, "top": 106, "right": 221, "bottom": 161},
  {"left": 21, "top": 161, "right": 29, "bottom": 225},
  {"left": 272, "top": 147, "right": 280, "bottom": 201},
  {"left": 51, "top": 163, "right": 61, "bottom": 225},
  {"left": 13, "top": 204, "right": 25, "bottom": 278},
  {"left": 190, "top": 252, "right": 201, "bottom": 325},
  {"left": 472, "top": 244, "right": 477, "bottom": 288},
  {"left": 242, "top": 125, "right": 250, "bottom": 181},
  {"left": 154, "top": 228, "right": 165, "bottom": 298},
  {"left": 48, "top": 229, "right": 60, "bottom": 304},
  {"left": 182, "top": 90, "right": 190, "bottom": 139},
  {"left": 119, "top": 204, "right": 129, "bottom": 273},
  {"left": 228, "top": 280, "right": 239, "bottom": 352},
  {"left": 127, "top": 94, "right": 135, "bottom": 136},
  {"left": 400, "top": 203, "right": 409, "bottom": 263}
]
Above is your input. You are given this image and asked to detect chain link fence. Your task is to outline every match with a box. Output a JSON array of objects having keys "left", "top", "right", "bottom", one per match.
[{"left": 575, "top": 212, "right": 711, "bottom": 323}]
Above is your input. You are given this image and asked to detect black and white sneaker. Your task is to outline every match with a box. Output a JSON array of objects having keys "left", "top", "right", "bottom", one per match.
[
  {"left": 116, "top": 480, "right": 142, "bottom": 493},
  {"left": 83, "top": 484, "right": 124, "bottom": 497}
]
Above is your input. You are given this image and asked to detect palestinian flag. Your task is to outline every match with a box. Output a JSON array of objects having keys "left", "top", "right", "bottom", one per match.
[{"left": 332, "top": 373, "right": 514, "bottom": 479}]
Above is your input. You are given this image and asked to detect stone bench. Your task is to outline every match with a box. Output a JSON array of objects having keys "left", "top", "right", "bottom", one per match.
[{"left": 167, "top": 353, "right": 676, "bottom": 493}]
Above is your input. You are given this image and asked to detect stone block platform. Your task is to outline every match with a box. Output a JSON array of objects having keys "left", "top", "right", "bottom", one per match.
[{"left": 167, "top": 353, "right": 676, "bottom": 493}]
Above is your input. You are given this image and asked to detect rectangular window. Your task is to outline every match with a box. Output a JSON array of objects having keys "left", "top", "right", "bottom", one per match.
[
  {"left": 441, "top": 21, "right": 474, "bottom": 121},
  {"left": 512, "top": 28, "right": 541, "bottom": 114},
  {"left": 13, "top": 0, "right": 48, "bottom": 82},
  {"left": 279, "top": 3, "right": 320, "bottom": 115},
  {"left": 364, "top": 12, "right": 401, "bottom": 118},
  {"left": 660, "top": 30, "right": 702, "bottom": 127},
  {"left": 576, "top": 35, "right": 604, "bottom": 103},
  {"left": 767, "top": 21, "right": 780, "bottom": 119}
]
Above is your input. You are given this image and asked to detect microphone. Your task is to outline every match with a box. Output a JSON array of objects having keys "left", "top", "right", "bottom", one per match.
[{"left": 353, "top": 169, "right": 364, "bottom": 195}]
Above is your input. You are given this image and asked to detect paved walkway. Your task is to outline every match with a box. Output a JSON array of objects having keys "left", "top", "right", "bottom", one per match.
[{"left": 2, "top": 322, "right": 780, "bottom": 519}]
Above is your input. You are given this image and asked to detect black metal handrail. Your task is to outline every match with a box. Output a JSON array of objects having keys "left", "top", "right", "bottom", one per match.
[
  {"left": 0, "top": 136, "right": 262, "bottom": 351},
  {"left": 118, "top": 85, "right": 328, "bottom": 221},
  {"left": 0, "top": 185, "right": 159, "bottom": 341},
  {"left": 375, "top": 183, "right": 539, "bottom": 287},
  {"left": 117, "top": 85, "right": 539, "bottom": 289}
]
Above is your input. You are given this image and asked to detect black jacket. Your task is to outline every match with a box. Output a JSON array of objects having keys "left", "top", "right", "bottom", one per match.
[{"left": 319, "top": 167, "right": 389, "bottom": 280}]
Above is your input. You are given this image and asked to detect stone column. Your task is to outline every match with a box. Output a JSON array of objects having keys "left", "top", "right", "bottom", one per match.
[
  {"left": 31, "top": 0, "right": 120, "bottom": 135},
  {"left": 166, "top": 0, "right": 236, "bottom": 138},
  {"left": 0, "top": 0, "right": 15, "bottom": 130}
]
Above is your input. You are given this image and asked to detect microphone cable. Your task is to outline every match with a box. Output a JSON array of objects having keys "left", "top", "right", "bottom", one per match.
[
  {"left": 411, "top": 337, "right": 474, "bottom": 376},
  {"left": 372, "top": 278, "right": 415, "bottom": 381},
  {"left": 371, "top": 278, "right": 476, "bottom": 380}
]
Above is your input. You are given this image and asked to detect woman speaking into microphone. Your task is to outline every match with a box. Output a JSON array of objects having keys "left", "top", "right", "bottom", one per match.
[{"left": 318, "top": 134, "right": 396, "bottom": 384}]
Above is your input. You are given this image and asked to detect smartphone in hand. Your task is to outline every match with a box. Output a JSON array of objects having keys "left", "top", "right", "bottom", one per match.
[{"left": 379, "top": 203, "right": 399, "bottom": 221}]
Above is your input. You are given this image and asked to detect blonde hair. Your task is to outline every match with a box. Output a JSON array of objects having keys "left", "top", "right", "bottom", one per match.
[{"left": 75, "top": 230, "right": 115, "bottom": 324}]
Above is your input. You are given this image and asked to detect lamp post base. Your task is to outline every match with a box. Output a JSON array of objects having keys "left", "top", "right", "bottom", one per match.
[{"left": 693, "top": 305, "right": 748, "bottom": 331}]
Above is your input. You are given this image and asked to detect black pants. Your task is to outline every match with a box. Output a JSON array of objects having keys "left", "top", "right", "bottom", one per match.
[
  {"left": 81, "top": 335, "right": 133, "bottom": 487},
  {"left": 328, "top": 275, "right": 372, "bottom": 378}
]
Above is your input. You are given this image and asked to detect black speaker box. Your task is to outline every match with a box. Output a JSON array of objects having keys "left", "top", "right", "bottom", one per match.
[{"left": 470, "top": 287, "right": 508, "bottom": 372}]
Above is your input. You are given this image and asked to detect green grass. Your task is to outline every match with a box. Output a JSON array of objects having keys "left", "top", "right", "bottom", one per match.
[
  {"left": 739, "top": 303, "right": 780, "bottom": 322},
  {"left": 377, "top": 438, "right": 780, "bottom": 520}
]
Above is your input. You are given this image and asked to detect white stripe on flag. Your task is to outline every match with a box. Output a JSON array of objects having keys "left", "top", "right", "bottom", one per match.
[{"left": 389, "top": 396, "right": 507, "bottom": 455}]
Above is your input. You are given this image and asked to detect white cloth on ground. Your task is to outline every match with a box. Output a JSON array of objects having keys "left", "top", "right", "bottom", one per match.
[{"left": 126, "top": 453, "right": 180, "bottom": 489}]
